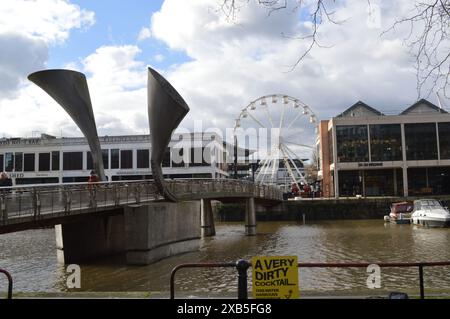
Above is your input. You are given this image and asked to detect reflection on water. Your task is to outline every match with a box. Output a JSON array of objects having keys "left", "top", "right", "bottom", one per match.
[{"left": 1, "top": 220, "right": 450, "bottom": 297}]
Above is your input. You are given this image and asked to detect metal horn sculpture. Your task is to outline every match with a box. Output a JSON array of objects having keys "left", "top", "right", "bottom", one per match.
[
  {"left": 28, "top": 69, "right": 106, "bottom": 181},
  {"left": 148, "top": 67, "right": 190, "bottom": 202}
]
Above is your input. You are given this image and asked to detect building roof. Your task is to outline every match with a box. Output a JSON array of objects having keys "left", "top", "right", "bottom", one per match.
[
  {"left": 400, "top": 98, "right": 447, "bottom": 115},
  {"left": 337, "top": 101, "right": 384, "bottom": 118}
]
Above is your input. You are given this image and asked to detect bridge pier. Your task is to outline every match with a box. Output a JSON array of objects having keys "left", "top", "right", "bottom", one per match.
[
  {"left": 124, "top": 201, "right": 201, "bottom": 265},
  {"left": 54, "top": 201, "right": 201, "bottom": 265},
  {"left": 201, "top": 199, "right": 215, "bottom": 237},
  {"left": 55, "top": 215, "right": 125, "bottom": 264},
  {"left": 245, "top": 197, "right": 256, "bottom": 236}
]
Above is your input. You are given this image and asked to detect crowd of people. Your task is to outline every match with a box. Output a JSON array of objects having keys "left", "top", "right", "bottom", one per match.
[{"left": 284, "top": 182, "right": 320, "bottom": 199}]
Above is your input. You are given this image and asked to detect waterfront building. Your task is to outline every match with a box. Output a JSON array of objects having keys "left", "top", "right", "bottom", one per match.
[
  {"left": 317, "top": 99, "right": 450, "bottom": 198},
  {"left": 0, "top": 132, "right": 229, "bottom": 186}
]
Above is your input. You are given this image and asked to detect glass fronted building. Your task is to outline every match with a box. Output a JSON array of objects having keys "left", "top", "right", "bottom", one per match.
[
  {"left": 317, "top": 99, "right": 450, "bottom": 198},
  {"left": 0, "top": 133, "right": 229, "bottom": 186}
]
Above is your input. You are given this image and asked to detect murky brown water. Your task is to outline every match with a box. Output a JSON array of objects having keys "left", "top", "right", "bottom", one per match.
[{"left": 1, "top": 220, "right": 450, "bottom": 297}]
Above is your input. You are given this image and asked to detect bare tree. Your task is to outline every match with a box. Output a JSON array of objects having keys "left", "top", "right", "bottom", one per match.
[
  {"left": 384, "top": 0, "right": 450, "bottom": 98},
  {"left": 219, "top": 0, "right": 450, "bottom": 98},
  {"left": 220, "top": 0, "right": 340, "bottom": 71},
  {"left": 303, "top": 149, "right": 319, "bottom": 183}
]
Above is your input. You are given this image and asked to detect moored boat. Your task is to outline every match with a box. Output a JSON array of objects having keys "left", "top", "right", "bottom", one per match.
[
  {"left": 411, "top": 199, "right": 450, "bottom": 227},
  {"left": 385, "top": 201, "right": 413, "bottom": 224}
]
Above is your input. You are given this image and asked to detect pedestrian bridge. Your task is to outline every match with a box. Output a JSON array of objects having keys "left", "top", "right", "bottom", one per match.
[
  {"left": 0, "top": 179, "right": 282, "bottom": 234},
  {"left": 0, "top": 179, "right": 282, "bottom": 265}
]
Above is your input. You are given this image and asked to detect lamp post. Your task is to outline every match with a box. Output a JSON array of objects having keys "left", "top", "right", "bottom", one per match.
[{"left": 234, "top": 134, "right": 238, "bottom": 180}]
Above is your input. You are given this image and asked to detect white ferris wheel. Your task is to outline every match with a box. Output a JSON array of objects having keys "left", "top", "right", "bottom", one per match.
[{"left": 233, "top": 94, "right": 318, "bottom": 190}]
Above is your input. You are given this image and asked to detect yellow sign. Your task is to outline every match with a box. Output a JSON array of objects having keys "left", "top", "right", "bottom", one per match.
[{"left": 252, "top": 256, "right": 299, "bottom": 299}]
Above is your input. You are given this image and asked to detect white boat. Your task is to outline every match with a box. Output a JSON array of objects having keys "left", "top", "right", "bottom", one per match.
[{"left": 411, "top": 199, "right": 450, "bottom": 227}]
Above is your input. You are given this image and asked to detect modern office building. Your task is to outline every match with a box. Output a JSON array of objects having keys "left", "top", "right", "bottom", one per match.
[
  {"left": 317, "top": 99, "right": 450, "bottom": 198},
  {"left": 0, "top": 132, "right": 229, "bottom": 186}
]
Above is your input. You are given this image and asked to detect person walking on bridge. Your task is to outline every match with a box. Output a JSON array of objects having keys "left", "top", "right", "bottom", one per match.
[
  {"left": 88, "top": 170, "right": 100, "bottom": 185},
  {"left": 88, "top": 170, "right": 100, "bottom": 208}
]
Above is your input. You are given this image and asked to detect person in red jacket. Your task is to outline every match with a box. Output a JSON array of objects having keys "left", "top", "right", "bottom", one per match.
[
  {"left": 88, "top": 170, "right": 100, "bottom": 184},
  {"left": 88, "top": 170, "right": 100, "bottom": 207},
  {"left": 291, "top": 183, "right": 300, "bottom": 196},
  {"left": 303, "top": 183, "right": 311, "bottom": 196}
]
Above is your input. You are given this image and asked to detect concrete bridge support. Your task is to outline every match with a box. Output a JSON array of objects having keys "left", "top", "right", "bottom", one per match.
[
  {"left": 55, "top": 215, "right": 125, "bottom": 264},
  {"left": 200, "top": 199, "right": 215, "bottom": 237},
  {"left": 124, "top": 201, "right": 200, "bottom": 265},
  {"left": 245, "top": 197, "right": 256, "bottom": 236},
  {"left": 55, "top": 201, "right": 201, "bottom": 265}
]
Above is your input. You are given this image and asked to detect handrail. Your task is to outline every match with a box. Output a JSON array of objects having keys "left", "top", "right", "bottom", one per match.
[
  {"left": 169, "top": 260, "right": 450, "bottom": 299},
  {"left": 0, "top": 269, "right": 13, "bottom": 299},
  {"left": 0, "top": 179, "right": 282, "bottom": 227},
  {"left": 0, "top": 178, "right": 281, "bottom": 192}
]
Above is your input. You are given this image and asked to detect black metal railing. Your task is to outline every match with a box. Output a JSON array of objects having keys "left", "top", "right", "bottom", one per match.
[
  {"left": 0, "top": 269, "right": 13, "bottom": 299},
  {"left": 170, "top": 260, "right": 450, "bottom": 299}
]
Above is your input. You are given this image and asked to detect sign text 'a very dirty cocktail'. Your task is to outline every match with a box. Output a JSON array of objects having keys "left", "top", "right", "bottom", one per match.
[{"left": 252, "top": 256, "right": 299, "bottom": 299}]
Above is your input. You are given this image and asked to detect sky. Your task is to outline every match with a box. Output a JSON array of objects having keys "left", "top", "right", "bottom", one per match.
[{"left": 0, "top": 0, "right": 449, "bottom": 146}]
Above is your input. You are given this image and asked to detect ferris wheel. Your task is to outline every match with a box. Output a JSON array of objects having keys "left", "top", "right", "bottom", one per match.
[{"left": 233, "top": 94, "right": 318, "bottom": 190}]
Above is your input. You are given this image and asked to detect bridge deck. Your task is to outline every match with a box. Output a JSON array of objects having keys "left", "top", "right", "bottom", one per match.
[{"left": 0, "top": 179, "right": 282, "bottom": 234}]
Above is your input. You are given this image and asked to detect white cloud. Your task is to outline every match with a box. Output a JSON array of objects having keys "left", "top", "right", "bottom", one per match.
[
  {"left": 148, "top": 0, "right": 447, "bottom": 136},
  {"left": 0, "top": 44, "right": 149, "bottom": 138},
  {"left": 2, "top": 0, "right": 449, "bottom": 148},
  {"left": 77, "top": 45, "right": 149, "bottom": 135},
  {"left": 153, "top": 54, "right": 165, "bottom": 62},
  {"left": 0, "top": 0, "right": 95, "bottom": 97},
  {"left": 0, "top": 32, "right": 48, "bottom": 99},
  {"left": 0, "top": 0, "right": 96, "bottom": 137},
  {"left": 0, "top": 0, "right": 95, "bottom": 43},
  {"left": 137, "top": 27, "right": 152, "bottom": 42}
]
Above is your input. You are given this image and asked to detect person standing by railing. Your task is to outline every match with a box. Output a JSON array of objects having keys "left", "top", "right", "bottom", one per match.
[
  {"left": 0, "top": 172, "right": 12, "bottom": 191},
  {"left": 88, "top": 170, "right": 100, "bottom": 208},
  {"left": 0, "top": 172, "right": 12, "bottom": 224},
  {"left": 88, "top": 170, "right": 100, "bottom": 185}
]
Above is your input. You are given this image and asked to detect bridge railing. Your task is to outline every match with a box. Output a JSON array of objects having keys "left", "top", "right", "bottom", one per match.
[
  {"left": 0, "top": 179, "right": 282, "bottom": 226},
  {"left": 170, "top": 260, "right": 450, "bottom": 299},
  {"left": 166, "top": 179, "right": 282, "bottom": 201},
  {"left": 0, "top": 268, "right": 13, "bottom": 299},
  {"left": 0, "top": 180, "right": 161, "bottom": 224}
]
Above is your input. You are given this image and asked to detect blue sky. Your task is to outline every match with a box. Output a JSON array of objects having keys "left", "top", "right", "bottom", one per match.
[{"left": 47, "top": 0, "right": 191, "bottom": 71}]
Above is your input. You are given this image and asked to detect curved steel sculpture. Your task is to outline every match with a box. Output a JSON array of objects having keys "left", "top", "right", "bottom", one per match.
[
  {"left": 147, "top": 67, "right": 190, "bottom": 202},
  {"left": 28, "top": 69, "right": 106, "bottom": 181}
]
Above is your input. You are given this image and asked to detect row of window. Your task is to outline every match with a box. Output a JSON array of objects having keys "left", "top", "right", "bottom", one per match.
[
  {"left": 0, "top": 151, "right": 60, "bottom": 172},
  {"left": 335, "top": 123, "right": 450, "bottom": 163},
  {"left": 0, "top": 147, "right": 217, "bottom": 173},
  {"left": 338, "top": 166, "right": 450, "bottom": 197}
]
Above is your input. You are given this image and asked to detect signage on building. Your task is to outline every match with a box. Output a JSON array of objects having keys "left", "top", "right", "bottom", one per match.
[
  {"left": 252, "top": 256, "right": 299, "bottom": 299},
  {"left": 358, "top": 162, "right": 383, "bottom": 167},
  {"left": 101, "top": 136, "right": 147, "bottom": 143},
  {"left": 0, "top": 139, "right": 40, "bottom": 146},
  {"left": 9, "top": 173, "right": 24, "bottom": 179}
]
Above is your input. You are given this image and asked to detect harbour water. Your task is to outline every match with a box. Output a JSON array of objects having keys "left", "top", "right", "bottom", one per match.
[{"left": 1, "top": 220, "right": 450, "bottom": 298}]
